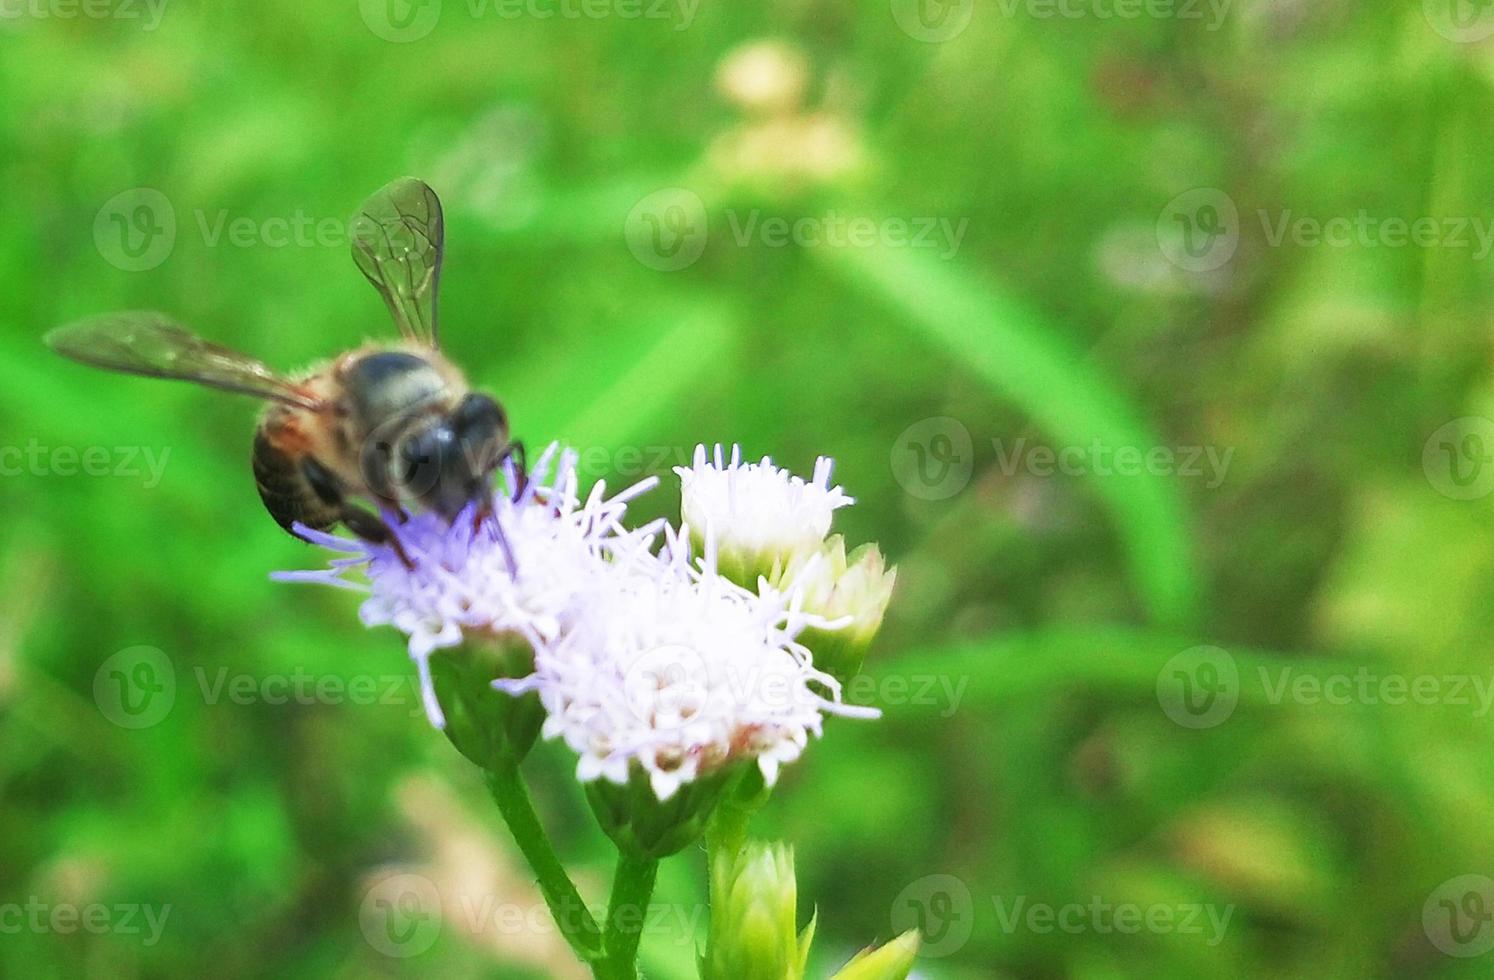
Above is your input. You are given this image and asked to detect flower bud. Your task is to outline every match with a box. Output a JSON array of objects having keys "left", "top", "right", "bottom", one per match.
[
  {"left": 777, "top": 537, "right": 896, "bottom": 684},
  {"left": 429, "top": 641, "right": 544, "bottom": 771},
  {"left": 701, "top": 840, "right": 813, "bottom": 980},
  {"left": 829, "top": 930, "right": 920, "bottom": 980},
  {"left": 585, "top": 762, "right": 738, "bottom": 859}
]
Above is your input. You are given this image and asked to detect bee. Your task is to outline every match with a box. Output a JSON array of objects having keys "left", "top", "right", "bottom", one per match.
[{"left": 45, "top": 177, "right": 522, "bottom": 568}]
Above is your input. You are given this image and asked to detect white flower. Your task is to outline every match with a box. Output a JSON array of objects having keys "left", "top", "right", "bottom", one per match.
[
  {"left": 675, "top": 444, "right": 853, "bottom": 581},
  {"left": 499, "top": 528, "right": 876, "bottom": 801},
  {"left": 275, "top": 443, "right": 659, "bottom": 728},
  {"left": 280, "top": 441, "right": 883, "bottom": 803}
]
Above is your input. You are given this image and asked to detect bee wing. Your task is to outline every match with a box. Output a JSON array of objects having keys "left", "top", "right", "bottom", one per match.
[
  {"left": 349, "top": 177, "right": 444, "bottom": 349},
  {"left": 45, "top": 312, "right": 323, "bottom": 410}
]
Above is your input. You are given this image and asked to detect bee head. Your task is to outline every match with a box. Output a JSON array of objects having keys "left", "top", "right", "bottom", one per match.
[{"left": 395, "top": 393, "right": 509, "bottom": 520}]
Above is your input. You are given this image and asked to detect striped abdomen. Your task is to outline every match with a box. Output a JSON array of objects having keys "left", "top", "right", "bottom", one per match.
[{"left": 252, "top": 421, "right": 338, "bottom": 534}]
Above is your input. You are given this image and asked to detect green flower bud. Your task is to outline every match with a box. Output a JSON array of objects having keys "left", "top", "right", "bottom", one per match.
[
  {"left": 429, "top": 641, "right": 544, "bottom": 771},
  {"left": 828, "top": 930, "right": 920, "bottom": 980},
  {"left": 586, "top": 762, "right": 739, "bottom": 859},
  {"left": 776, "top": 536, "right": 897, "bottom": 684},
  {"left": 701, "top": 840, "right": 813, "bottom": 980}
]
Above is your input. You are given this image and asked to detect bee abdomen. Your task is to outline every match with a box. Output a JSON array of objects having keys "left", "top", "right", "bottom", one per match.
[{"left": 252, "top": 428, "right": 338, "bottom": 534}]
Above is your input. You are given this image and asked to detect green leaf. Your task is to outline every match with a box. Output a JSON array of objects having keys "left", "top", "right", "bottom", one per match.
[
  {"left": 815, "top": 241, "right": 1198, "bottom": 628},
  {"left": 828, "top": 930, "right": 920, "bottom": 980}
]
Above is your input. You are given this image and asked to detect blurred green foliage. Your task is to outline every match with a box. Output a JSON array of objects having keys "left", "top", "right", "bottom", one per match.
[{"left": 4, "top": 2, "right": 1494, "bottom": 977}]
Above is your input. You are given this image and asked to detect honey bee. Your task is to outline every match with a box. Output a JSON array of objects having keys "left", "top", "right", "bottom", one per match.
[{"left": 46, "top": 178, "right": 521, "bottom": 568}]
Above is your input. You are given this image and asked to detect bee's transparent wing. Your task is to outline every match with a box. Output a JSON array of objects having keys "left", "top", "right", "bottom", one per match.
[
  {"left": 45, "top": 312, "right": 322, "bottom": 409},
  {"left": 349, "top": 177, "right": 444, "bottom": 349}
]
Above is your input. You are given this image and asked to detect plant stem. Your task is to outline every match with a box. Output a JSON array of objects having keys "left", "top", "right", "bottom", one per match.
[
  {"left": 597, "top": 850, "right": 659, "bottom": 980},
  {"left": 705, "top": 793, "right": 752, "bottom": 861},
  {"left": 699, "top": 767, "right": 768, "bottom": 975},
  {"left": 705, "top": 765, "right": 765, "bottom": 861},
  {"left": 485, "top": 764, "right": 604, "bottom": 963}
]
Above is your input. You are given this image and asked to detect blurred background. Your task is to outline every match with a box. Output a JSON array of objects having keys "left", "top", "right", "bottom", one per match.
[{"left": 4, "top": 1, "right": 1494, "bottom": 977}]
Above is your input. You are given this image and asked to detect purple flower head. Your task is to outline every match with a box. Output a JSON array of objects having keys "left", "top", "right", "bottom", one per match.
[{"left": 275, "top": 443, "right": 659, "bottom": 728}]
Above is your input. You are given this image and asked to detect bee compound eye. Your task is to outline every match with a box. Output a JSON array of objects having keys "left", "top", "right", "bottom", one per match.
[{"left": 453, "top": 394, "right": 504, "bottom": 437}]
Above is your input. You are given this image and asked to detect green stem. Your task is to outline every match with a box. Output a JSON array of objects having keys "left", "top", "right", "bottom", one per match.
[
  {"left": 597, "top": 851, "right": 659, "bottom": 980},
  {"left": 705, "top": 792, "right": 752, "bottom": 861},
  {"left": 705, "top": 765, "right": 766, "bottom": 860},
  {"left": 700, "top": 766, "right": 769, "bottom": 975},
  {"left": 485, "top": 764, "right": 604, "bottom": 963}
]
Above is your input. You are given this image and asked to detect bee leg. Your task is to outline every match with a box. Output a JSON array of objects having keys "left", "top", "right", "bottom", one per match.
[
  {"left": 301, "top": 457, "right": 414, "bottom": 570},
  {"left": 341, "top": 505, "right": 415, "bottom": 571},
  {"left": 490, "top": 510, "right": 518, "bottom": 579},
  {"left": 301, "top": 457, "right": 345, "bottom": 508},
  {"left": 502, "top": 440, "right": 528, "bottom": 501},
  {"left": 465, "top": 491, "right": 516, "bottom": 577}
]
